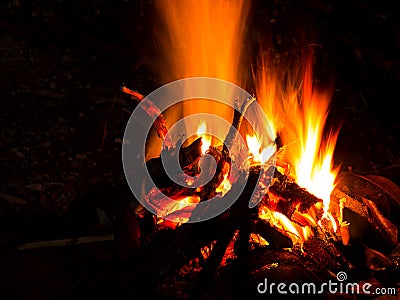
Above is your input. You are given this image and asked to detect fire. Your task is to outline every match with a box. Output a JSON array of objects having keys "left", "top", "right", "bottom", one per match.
[
  {"left": 195, "top": 121, "right": 232, "bottom": 196},
  {"left": 147, "top": 187, "right": 200, "bottom": 228},
  {"left": 255, "top": 52, "right": 341, "bottom": 238},
  {"left": 259, "top": 207, "right": 314, "bottom": 246},
  {"left": 285, "top": 63, "right": 340, "bottom": 224},
  {"left": 150, "top": 0, "right": 342, "bottom": 245},
  {"left": 196, "top": 121, "right": 212, "bottom": 155},
  {"left": 246, "top": 134, "right": 276, "bottom": 164},
  {"left": 153, "top": 0, "right": 250, "bottom": 84},
  {"left": 152, "top": 0, "right": 251, "bottom": 153},
  {"left": 215, "top": 173, "right": 232, "bottom": 197},
  {"left": 215, "top": 161, "right": 232, "bottom": 197},
  {"left": 282, "top": 61, "right": 340, "bottom": 231}
]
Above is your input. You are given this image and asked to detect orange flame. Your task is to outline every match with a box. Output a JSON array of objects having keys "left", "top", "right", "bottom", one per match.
[
  {"left": 215, "top": 173, "right": 232, "bottom": 197},
  {"left": 259, "top": 206, "right": 314, "bottom": 246},
  {"left": 153, "top": 0, "right": 250, "bottom": 83},
  {"left": 246, "top": 134, "right": 276, "bottom": 164},
  {"left": 196, "top": 121, "right": 212, "bottom": 155},
  {"left": 283, "top": 62, "right": 340, "bottom": 221},
  {"left": 150, "top": 0, "right": 341, "bottom": 241},
  {"left": 152, "top": 0, "right": 251, "bottom": 153},
  {"left": 255, "top": 51, "right": 341, "bottom": 238},
  {"left": 215, "top": 161, "right": 232, "bottom": 197}
]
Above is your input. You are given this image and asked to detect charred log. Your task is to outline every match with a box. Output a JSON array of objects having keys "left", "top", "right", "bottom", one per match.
[
  {"left": 302, "top": 236, "right": 354, "bottom": 272},
  {"left": 362, "top": 197, "right": 398, "bottom": 246},
  {"left": 121, "top": 86, "right": 171, "bottom": 148},
  {"left": 335, "top": 170, "right": 400, "bottom": 227},
  {"left": 179, "top": 137, "right": 203, "bottom": 169},
  {"left": 196, "top": 166, "right": 261, "bottom": 282},
  {"left": 267, "top": 169, "right": 322, "bottom": 218},
  {"left": 331, "top": 187, "right": 369, "bottom": 218},
  {"left": 188, "top": 97, "right": 256, "bottom": 213},
  {"left": 144, "top": 137, "right": 203, "bottom": 193},
  {"left": 331, "top": 171, "right": 400, "bottom": 252},
  {"left": 197, "top": 147, "right": 231, "bottom": 204},
  {"left": 252, "top": 219, "right": 293, "bottom": 249},
  {"left": 223, "top": 96, "right": 255, "bottom": 151}
]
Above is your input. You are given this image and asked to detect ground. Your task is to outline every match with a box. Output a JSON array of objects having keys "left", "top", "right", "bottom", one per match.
[{"left": 0, "top": 0, "right": 400, "bottom": 299}]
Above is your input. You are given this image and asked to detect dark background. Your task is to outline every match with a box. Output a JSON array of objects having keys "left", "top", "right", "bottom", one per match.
[{"left": 0, "top": 0, "right": 400, "bottom": 298}]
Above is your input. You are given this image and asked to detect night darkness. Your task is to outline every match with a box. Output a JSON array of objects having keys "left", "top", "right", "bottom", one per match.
[{"left": 1, "top": 0, "right": 400, "bottom": 299}]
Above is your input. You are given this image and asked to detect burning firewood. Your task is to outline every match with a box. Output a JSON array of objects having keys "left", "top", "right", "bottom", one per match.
[
  {"left": 145, "top": 137, "right": 203, "bottom": 193},
  {"left": 191, "top": 166, "right": 262, "bottom": 279},
  {"left": 122, "top": 85, "right": 400, "bottom": 291},
  {"left": 203, "top": 98, "right": 255, "bottom": 185},
  {"left": 266, "top": 169, "right": 322, "bottom": 218},
  {"left": 140, "top": 95, "right": 285, "bottom": 281},
  {"left": 187, "top": 97, "right": 256, "bottom": 220}
]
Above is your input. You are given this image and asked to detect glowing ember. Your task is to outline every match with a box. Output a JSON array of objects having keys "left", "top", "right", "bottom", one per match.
[
  {"left": 185, "top": 177, "right": 195, "bottom": 186},
  {"left": 249, "top": 233, "right": 269, "bottom": 247},
  {"left": 200, "top": 241, "right": 217, "bottom": 260},
  {"left": 147, "top": 189, "right": 200, "bottom": 227},
  {"left": 196, "top": 121, "right": 212, "bottom": 155}
]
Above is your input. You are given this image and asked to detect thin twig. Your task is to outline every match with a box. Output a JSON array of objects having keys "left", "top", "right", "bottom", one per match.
[{"left": 99, "top": 121, "right": 108, "bottom": 151}]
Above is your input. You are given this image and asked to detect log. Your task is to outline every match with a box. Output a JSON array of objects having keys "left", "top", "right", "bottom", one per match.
[
  {"left": 362, "top": 197, "right": 398, "bottom": 246},
  {"left": 223, "top": 96, "right": 256, "bottom": 152},
  {"left": 302, "top": 236, "right": 354, "bottom": 272},
  {"left": 0, "top": 193, "right": 26, "bottom": 206},
  {"left": 266, "top": 170, "right": 322, "bottom": 217},
  {"left": 331, "top": 171, "right": 400, "bottom": 250},
  {"left": 190, "top": 97, "right": 256, "bottom": 207},
  {"left": 121, "top": 86, "right": 171, "bottom": 148},
  {"left": 195, "top": 166, "right": 261, "bottom": 279},
  {"left": 330, "top": 187, "right": 369, "bottom": 218},
  {"left": 144, "top": 137, "right": 203, "bottom": 192},
  {"left": 252, "top": 219, "right": 292, "bottom": 249},
  {"left": 17, "top": 234, "right": 114, "bottom": 251}
]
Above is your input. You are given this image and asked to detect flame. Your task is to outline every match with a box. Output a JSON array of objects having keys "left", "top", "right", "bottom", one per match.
[
  {"left": 147, "top": 0, "right": 249, "bottom": 224},
  {"left": 215, "top": 161, "right": 232, "bottom": 196},
  {"left": 246, "top": 134, "right": 276, "bottom": 164},
  {"left": 259, "top": 206, "right": 314, "bottom": 246},
  {"left": 255, "top": 51, "right": 341, "bottom": 236},
  {"left": 215, "top": 173, "right": 232, "bottom": 197},
  {"left": 282, "top": 60, "right": 340, "bottom": 229},
  {"left": 153, "top": 0, "right": 250, "bottom": 83},
  {"left": 196, "top": 121, "right": 212, "bottom": 155},
  {"left": 150, "top": 0, "right": 341, "bottom": 242},
  {"left": 253, "top": 57, "right": 281, "bottom": 139},
  {"left": 151, "top": 0, "right": 251, "bottom": 155}
]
